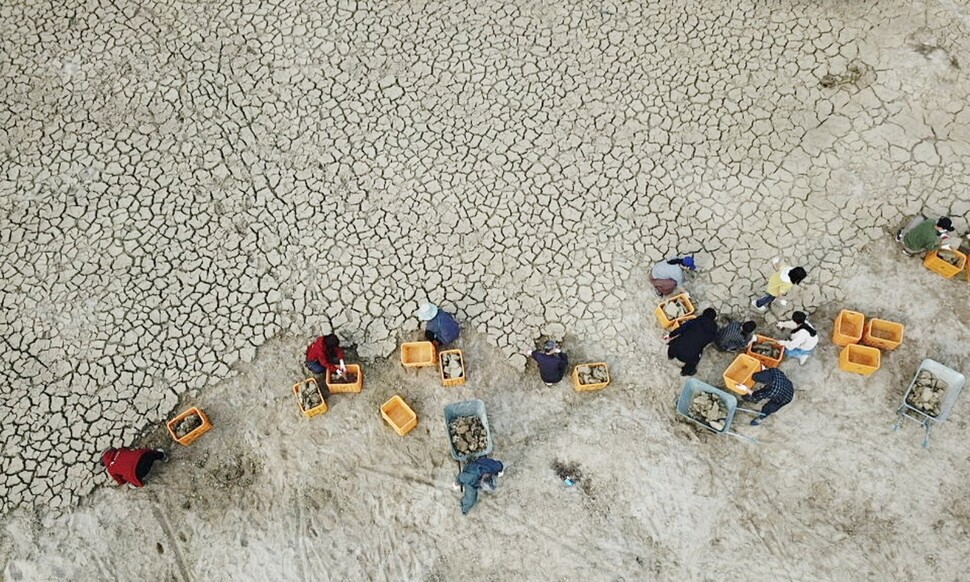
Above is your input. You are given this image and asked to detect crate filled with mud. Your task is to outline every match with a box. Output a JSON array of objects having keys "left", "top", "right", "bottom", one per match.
[
  {"left": 746, "top": 335, "right": 785, "bottom": 368},
  {"left": 654, "top": 293, "right": 695, "bottom": 329},
  {"left": 167, "top": 407, "right": 213, "bottom": 445},
  {"left": 439, "top": 349, "right": 466, "bottom": 387},
  {"left": 326, "top": 364, "right": 362, "bottom": 393},
  {"left": 923, "top": 248, "right": 967, "bottom": 279},
  {"left": 293, "top": 378, "right": 328, "bottom": 417},
  {"left": 572, "top": 363, "right": 610, "bottom": 392}
]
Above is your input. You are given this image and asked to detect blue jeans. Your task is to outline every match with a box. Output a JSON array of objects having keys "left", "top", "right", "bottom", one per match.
[
  {"left": 755, "top": 294, "right": 776, "bottom": 308},
  {"left": 786, "top": 348, "right": 813, "bottom": 359},
  {"left": 306, "top": 361, "right": 326, "bottom": 374}
]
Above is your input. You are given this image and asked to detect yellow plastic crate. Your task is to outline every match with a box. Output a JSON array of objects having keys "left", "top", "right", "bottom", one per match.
[
  {"left": 438, "top": 349, "right": 467, "bottom": 387},
  {"left": 293, "top": 378, "right": 328, "bottom": 417},
  {"left": 723, "top": 354, "right": 761, "bottom": 394},
  {"left": 381, "top": 395, "right": 417, "bottom": 436},
  {"left": 654, "top": 293, "right": 696, "bottom": 330},
  {"left": 326, "top": 364, "right": 363, "bottom": 394},
  {"left": 839, "top": 344, "right": 881, "bottom": 376},
  {"left": 923, "top": 249, "right": 967, "bottom": 279},
  {"left": 746, "top": 335, "right": 785, "bottom": 368},
  {"left": 166, "top": 407, "right": 213, "bottom": 445},
  {"left": 861, "top": 319, "right": 904, "bottom": 351},
  {"left": 572, "top": 363, "right": 611, "bottom": 392},
  {"left": 401, "top": 341, "right": 437, "bottom": 368},
  {"left": 832, "top": 310, "right": 864, "bottom": 347}
]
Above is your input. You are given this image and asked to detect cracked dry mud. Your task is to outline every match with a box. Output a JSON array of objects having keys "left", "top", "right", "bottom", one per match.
[{"left": 0, "top": 1, "right": 969, "bottom": 578}]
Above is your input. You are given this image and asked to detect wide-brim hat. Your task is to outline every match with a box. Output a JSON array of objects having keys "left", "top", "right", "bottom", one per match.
[{"left": 416, "top": 303, "right": 438, "bottom": 321}]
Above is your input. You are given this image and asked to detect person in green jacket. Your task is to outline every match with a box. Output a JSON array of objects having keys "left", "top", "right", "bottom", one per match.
[{"left": 897, "top": 216, "right": 954, "bottom": 255}]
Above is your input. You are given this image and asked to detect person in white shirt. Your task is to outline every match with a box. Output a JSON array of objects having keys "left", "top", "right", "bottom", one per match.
[{"left": 776, "top": 311, "right": 819, "bottom": 365}]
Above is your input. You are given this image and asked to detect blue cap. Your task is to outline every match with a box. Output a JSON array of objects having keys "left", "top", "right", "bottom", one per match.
[{"left": 682, "top": 256, "right": 696, "bottom": 270}]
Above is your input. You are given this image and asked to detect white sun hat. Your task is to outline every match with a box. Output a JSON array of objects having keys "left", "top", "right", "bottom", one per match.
[{"left": 416, "top": 303, "right": 439, "bottom": 321}]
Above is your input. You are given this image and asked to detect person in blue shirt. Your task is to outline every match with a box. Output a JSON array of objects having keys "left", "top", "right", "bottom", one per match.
[
  {"left": 416, "top": 303, "right": 460, "bottom": 346},
  {"left": 453, "top": 457, "right": 504, "bottom": 515},
  {"left": 524, "top": 340, "right": 569, "bottom": 386}
]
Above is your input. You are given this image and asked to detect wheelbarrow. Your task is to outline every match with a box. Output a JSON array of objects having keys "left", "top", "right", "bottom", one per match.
[
  {"left": 444, "top": 399, "right": 494, "bottom": 493},
  {"left": 892, "top": 358, "right": 965, "bottom": 448},
  {"left": 675, "top": 378, "right": 760, "bottom": 443}
]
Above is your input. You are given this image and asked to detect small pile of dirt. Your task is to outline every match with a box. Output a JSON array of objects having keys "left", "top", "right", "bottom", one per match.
[
  {"left": 576, "top": 364, "right": 608, "bottom": 385},
  {"left": 441, "top": 353, "right": 464, "bottom": 379},
  {"left": 662, "top": 299, "right": 688, "bottom": 319},
  {"left": 449, "top": 415, "right": 487, "bottom": 456},
  {"left": 175, "top": 413, "right": 203, "bottom": 438},
  {"left": 937, "top": 250, "right": 963, "bottom": 266},
  {"left": 906, "top": 370, "right": 949, "bottom": 417},
  {"left": 689, "top": 392, "right": 728, "bottom": 431},
  {"left": 750, "top": 341, "right": 782, "bottom": 360},
  {"left": 298, "top": 380, "right": 323, "bottom": 410},
  {"left": 330, "top": 372, "right": 358, "bottom": 384}
]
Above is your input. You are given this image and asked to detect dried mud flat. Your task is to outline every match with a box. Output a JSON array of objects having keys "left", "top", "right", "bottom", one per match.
[{"left": 2, "top": 0, "right": 970, "bottom": 581}]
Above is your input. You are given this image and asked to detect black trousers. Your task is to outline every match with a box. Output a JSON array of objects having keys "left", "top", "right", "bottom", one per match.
[
  {"left": 136, "top": 450, "right": 165, "bottom": 481},
  {"left": 760, "top": 400, "right": 787, "bottom": 418}
]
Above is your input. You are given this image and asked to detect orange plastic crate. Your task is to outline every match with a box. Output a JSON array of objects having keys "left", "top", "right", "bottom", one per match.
[
  {"left": 654, "top": 293, "right": 696, "bottom": 330},
  {"left": 723, "top": 354, "right": 761, "bottom": 394},
  {"left": 861, "top": 319, "right": 904, "bottom": 351},
  {"left": 293, "top": 378, "right": 328, "bottom": 417},
  {"left": 166, "top": 407, "right": 213, "bottom": 445},
  {"left": 438, "top": 349, "right": 466, "bottom": 387},
  {"left": 326, "top": 364, "right": 363, "bottom": 393},
  {"left": 839, "top": 344, "right": 881, "bottom": 376},
  {"left": 832, "top": 310, "right": 864, "bottom": 346},
  {"left": 401, "top": 341, "right": 437, "bottom": 368},
  {"left": 923, "top": 249, "right": 967, "bottom": 279},
  {"left": 746, "top": 335, "right": 785, "bottom": 368},
  {"left": 381, "top": 395, "right": 417, "bottom": 436},
  {"left": 572, "top": 362, "right": 611, "bottom": 392}
]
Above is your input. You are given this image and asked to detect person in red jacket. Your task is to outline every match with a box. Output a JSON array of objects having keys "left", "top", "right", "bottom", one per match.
[
  {"left": 101, "top": 448, "right": 167, "bottom": 488},
  {"left": 305, "top": 334, "right": 346, "bottom": 374}
]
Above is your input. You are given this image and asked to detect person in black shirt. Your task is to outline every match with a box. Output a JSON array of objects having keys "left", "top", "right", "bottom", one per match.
[
  {"left": 742, "top": 368, "right": 794, "bottom": 426},
  {"left": 665, "top": 308, "right": 718, "bottom": 376},
  {"left": 525, "top": 340, "right": 569, "bottom": 386}
]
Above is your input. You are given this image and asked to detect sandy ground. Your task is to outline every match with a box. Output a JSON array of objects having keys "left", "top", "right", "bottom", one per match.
[
  {"left": 2, "top": 242, "right": 968, "bottom": 581},
  {"left": 3, "top": 0, "right": 970, "bottom": 580}
]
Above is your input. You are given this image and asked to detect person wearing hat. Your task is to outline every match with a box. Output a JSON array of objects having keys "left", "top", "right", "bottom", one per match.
[
  {"left": 524, "top": 340, "right": 569, "bottom": 386},
  {"left": 751, "top": 257, "right": 807, "bottom": 312},
  {"left": 897, "top": 216, "right": 955, "bottom": 255},
  {"left": 648, "top": 256, "right": 696, "bottom": 297},
  {"left": 101, "top": 447, "right": 167, "bottom": 488},
  {"left": 416, "top": 303, "right": 460, "bottom": 346},
  {"left": 664, "top": 307, "right": 718, "bottom": 376}
]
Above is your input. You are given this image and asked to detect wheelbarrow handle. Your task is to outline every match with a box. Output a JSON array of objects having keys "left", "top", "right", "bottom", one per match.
[{"left": 735, "top": 406, "right": 762, "bottom": 415}]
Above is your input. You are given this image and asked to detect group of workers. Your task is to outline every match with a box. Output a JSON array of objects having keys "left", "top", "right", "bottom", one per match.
[
  {"left": 656, "top": 213, "right": 963, "bottom": 426},
  {"left": 101, "top": 214, "right": 963, "bottom": 511}
]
